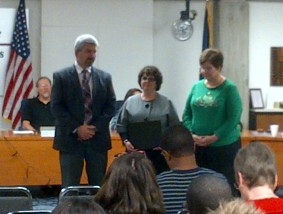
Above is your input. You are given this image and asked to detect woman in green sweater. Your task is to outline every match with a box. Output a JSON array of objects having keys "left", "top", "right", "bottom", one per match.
[{"left": 182, "top": 48, "right": 242, "bottom": 195}]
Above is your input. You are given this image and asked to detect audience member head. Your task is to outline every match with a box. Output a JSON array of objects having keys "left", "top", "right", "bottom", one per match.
[
  {"left": 199, "top": 48, "right": 223, "bottom": 69},
  {"left": 160, "top": 124, "right": 194, "bottom": 158},
  {"left": 36, "top": 76, "right": 52, "bottom": 99},
  {"left": 207, "top": 198, "right": 264, "bottom": 214},
  {"left": 52, "top": 197, "right": 106, "bottom": 214},
  {"left": 95, "top": 152, "right": 164, "bottom": 214},
  {"left": 186, "top": 174, "right": 233, "bottom": 214},
  {"left": 234, "top": 141, "right": 277, "bottom": 200},
  {"left": 74, "top": 34, "right": 99, "bottom": 52},
  {"left": 138, "top": 65, "right": 163, "bottom": 91},
  {"left": 123, "top": 88, "right": 142, "bottom": 101}
]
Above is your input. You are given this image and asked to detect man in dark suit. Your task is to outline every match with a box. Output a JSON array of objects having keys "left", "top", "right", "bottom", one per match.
[{"left": 51, "top": 34, "right": 116, "bottom": 188}]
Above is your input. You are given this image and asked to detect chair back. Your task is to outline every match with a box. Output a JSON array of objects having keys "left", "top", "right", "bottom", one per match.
[
  {"left": 7, "top": 210, "right": 52, "bottom": 214},
  {"left": 58, "top": 185, "right": 100, "bottom": 203},
  {"left": 0, "top": 187, "right": 32, "bottom": 214},
  {"left": 115, "top": 100, "right": 124, "bottom": 113}
]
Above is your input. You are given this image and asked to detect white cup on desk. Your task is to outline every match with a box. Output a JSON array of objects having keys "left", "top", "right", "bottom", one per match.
[{"left": 270, "top": 124, "right": 279, "bottom": 137}]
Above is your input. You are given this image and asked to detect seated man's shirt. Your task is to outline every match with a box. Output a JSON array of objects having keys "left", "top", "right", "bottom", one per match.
[
  {"left": 157, "top": 167, "right": 226, "bottom": 214},
  {"left": 21, "top": 97, "right": 55, "bottom": 131}
]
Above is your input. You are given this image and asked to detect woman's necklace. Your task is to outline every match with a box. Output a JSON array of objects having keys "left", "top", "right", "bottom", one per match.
[{"left": 206, "top": 75, "right": 225, "bottom": 88}]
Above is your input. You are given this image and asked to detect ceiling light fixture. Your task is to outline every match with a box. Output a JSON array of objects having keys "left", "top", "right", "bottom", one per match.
[{"left": 172, "top": 0, "right": 197, "bottom": 41}]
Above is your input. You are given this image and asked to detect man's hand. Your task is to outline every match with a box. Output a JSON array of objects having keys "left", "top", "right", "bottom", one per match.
[{"left": 77, "top": 125, "right": 96, "bottom": 141}]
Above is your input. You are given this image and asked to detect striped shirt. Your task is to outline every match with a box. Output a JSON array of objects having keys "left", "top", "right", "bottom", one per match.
[{"left": 157, "top": 167, "right": 226, "bottom": 214}]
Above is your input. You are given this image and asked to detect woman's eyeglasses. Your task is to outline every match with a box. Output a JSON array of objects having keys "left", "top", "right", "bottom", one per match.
[
  {"left": 200, "top": 66, "right": 214, "bottom": 72},
  {"left": 142, "top": 76, "right": 155, "bottom": 82}
]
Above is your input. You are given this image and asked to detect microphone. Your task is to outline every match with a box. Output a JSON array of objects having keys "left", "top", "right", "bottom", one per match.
[{"left": 145, "top": 104, "right": 149, "bottom": 108}]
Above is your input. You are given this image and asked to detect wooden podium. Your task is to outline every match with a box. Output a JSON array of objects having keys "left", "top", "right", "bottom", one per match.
[
  {"left": 0, "top": 131, "right": 124, "bottom": 186},
  {"left": 249, "top": 109, "right": 283, "bottom": 130}
]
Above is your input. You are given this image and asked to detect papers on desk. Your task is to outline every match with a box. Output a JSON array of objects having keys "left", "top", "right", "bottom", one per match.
[
  {"left": 13, "top": 130, "right": 35, "bottom": 134},
  {"left": 40, "top": 126, "right": 55, "bottom": 137}
]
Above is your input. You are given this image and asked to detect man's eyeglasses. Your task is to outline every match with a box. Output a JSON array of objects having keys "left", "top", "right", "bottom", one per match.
[
  {"left": 161, "top": 150, "right": 170, "bottom": 159},
  {"left": 142, "top": 76, "right": 155, "bottom": 82}
]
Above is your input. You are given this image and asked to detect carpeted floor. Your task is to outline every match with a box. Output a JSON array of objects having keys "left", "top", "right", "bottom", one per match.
[
  {"left": 29, "top": 186, "right": 60, "bottom": 211},
  {"left": 33, "top": 196, "right": 58, "bottom": 210}
]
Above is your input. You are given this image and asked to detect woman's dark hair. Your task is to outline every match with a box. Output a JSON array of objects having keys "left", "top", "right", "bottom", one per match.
[
  {"left": 52, "top": 197, "right": 106, "bottom": 214},
  {"left": 138, "top": 65, "right": 163, "bottom": 91}
]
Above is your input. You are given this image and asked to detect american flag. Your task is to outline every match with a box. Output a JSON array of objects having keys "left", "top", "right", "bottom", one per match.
[
  {"left": 200, "top": 0, "right": 213, "bottom": 80},
  {"left": 2, "top": 0, "right": 33, "bottom": 130},
  {"left": 202, "top": 0, "right": 213, "bottom": 51}
]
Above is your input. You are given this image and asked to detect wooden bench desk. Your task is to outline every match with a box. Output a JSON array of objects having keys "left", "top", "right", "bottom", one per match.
[
  {"left": 241, "top": 130, "right": 283, "bottom": 185},
  {"left": 0, "top": 131, "right": 124, "bottom": 186},
  {"left": 5, "top": 129, "right": 282, "bottom": 186}
]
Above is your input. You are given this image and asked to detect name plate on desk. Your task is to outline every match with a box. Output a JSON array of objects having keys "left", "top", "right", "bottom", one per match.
[
  {"left": 40, "top": 126, "right": 55, "bottom": 137},
  {"left": 13, "top": 130, "right": 34, "bottom": 135}
]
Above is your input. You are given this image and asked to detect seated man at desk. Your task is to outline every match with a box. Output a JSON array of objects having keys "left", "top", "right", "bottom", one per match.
[{"left": 21, "top": 76, "right": 55, "bottom": 132}]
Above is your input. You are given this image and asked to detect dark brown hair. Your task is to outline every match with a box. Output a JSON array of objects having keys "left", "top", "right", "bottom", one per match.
[
  {"left": 138, "top": 65, "right": 163, "bottom": 91},
  {"left": 52, "top": 197, "right": 106, "bottom": 214},
  {"left": 95, "top": 153, "right": 164, "bottom": 214}
]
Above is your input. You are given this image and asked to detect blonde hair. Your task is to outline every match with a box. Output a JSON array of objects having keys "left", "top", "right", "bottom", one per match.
[{"left": 207, "top": 199, "right": 264, "bottom": 214}]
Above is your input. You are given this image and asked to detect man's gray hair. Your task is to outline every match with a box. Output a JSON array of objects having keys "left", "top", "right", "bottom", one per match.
[{"left": 74, "top": 34, "right": 99, "bottom": 52}]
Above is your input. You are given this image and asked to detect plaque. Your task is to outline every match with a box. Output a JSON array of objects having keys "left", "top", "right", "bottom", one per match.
[{"left": 271, "top": 47, "right": 283, "bottom": 86}]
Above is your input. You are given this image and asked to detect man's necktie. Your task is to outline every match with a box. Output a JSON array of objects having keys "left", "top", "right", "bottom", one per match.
[{"left": 82, "top": 70, "right": 92, "bottom": 124}]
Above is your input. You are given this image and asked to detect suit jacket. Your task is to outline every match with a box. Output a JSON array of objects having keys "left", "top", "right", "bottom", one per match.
[{"left": 51, "top": 65, "right": 116, "bottom": 153}]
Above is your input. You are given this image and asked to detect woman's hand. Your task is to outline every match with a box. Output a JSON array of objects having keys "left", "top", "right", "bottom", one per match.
[
  {"left": 194, "top": 134, "right": 218, "bottom": 147},
  {"left": 124, "top": 140, "right": 136, "bottom": 152}
]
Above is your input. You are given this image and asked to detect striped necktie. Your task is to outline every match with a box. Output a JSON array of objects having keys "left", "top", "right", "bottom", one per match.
[{"left": 82, "top": 70, "right": 92, "bottom": 124}]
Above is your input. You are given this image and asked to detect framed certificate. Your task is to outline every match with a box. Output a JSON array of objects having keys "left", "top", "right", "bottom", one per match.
[{"left": 249, "top": 88, "right": 264, "bottom": 109}]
